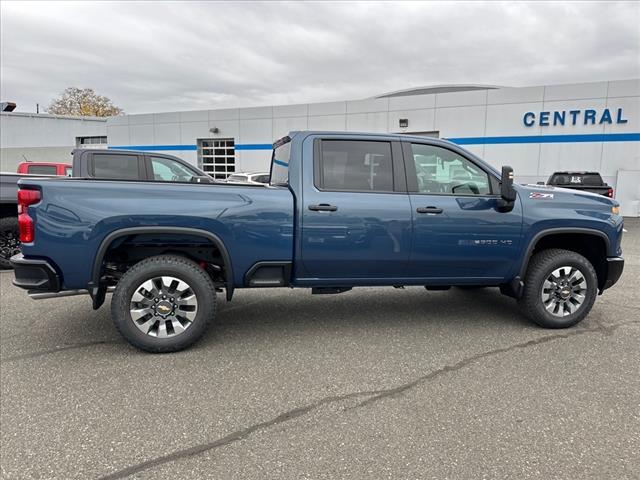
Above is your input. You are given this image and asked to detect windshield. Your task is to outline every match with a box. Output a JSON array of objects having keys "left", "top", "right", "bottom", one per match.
[{"left": 270, "top": 136, "right": 291, "bottom": 186}]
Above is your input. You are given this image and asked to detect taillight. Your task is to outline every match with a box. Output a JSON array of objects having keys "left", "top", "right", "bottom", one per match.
[
  {"left": 607, "top": 187, "right": 614, "bottom": 198},
  {"left": 17, "top": 189, "right": 41, "bottom": 243}
]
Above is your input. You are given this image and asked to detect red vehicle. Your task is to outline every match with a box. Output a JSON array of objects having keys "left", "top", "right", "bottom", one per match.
[{"left": 17, "top": 162, "right": 72, "bottom": 176}]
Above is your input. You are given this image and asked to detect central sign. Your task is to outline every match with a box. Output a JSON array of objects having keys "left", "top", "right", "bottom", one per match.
[{"left": 523, "top": 108, "right": 628, "bottom": 127}]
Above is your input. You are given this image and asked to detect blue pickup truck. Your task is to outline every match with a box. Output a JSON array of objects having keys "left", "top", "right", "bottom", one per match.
[{"left": 11, "top": 131, "right": 624, "bottom": 352}]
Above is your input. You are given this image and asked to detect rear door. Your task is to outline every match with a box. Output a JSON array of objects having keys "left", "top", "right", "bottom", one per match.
[
  {"left": 403, "top": 141, "right": 522, "bottom": 280},
  {"left": 300, "top": 137, "right": 412, "bottom": 279}
]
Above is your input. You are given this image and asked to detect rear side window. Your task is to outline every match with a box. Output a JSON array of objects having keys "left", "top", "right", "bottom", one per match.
[
  {"left": 28, "top": 165, "right": 57, "bottom": 175},
  {"left": 91, "top": 154, "right": 139, "bottom": 180},
  {"left": 318, "top": 140, "right": 393, "bottom": 192}
]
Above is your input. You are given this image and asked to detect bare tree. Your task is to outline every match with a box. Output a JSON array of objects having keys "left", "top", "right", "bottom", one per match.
[{"left": 47, "top": 87, "right": 124, "bottom": 117}]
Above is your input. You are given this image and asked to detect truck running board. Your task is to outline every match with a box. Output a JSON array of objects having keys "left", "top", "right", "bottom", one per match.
[
  {"left": 28, "top": 286, "right": 115, "bottom": 300},
  {"left": 311, "top": 287, "right": 352, "bottom": 295}
]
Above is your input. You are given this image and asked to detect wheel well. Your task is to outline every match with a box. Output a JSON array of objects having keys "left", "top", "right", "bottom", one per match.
[
  {"left": 527, "top": 233, "right": 607, "bottom": 289},
  {"left": 94, "top": 229, "right": 233, "bottom": 301}
]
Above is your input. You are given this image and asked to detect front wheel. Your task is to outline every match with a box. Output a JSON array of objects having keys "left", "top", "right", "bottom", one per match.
[
  {"left": 111, "top": 255, "right": 216, "bottom": 352},
  {"left": 519, "top": 248, "right": 598, "bottom": 328}
]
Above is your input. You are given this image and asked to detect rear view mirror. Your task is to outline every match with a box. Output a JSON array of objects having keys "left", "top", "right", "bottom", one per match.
[{"left": 497, "top": 166, "right": 516, "bottom": 212}]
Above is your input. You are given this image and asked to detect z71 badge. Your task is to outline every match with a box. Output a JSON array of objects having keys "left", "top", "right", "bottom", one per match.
[{"left": 530, "top": 192, "right": 554, "bottom": 199}]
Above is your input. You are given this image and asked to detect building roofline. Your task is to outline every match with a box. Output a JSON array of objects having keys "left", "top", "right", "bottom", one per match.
[
  {"left": 373, "top": 84, "right": 503, "bottom": 98},
  {"left": 0, "top": 111, "right": 108, "bottom": 122}
]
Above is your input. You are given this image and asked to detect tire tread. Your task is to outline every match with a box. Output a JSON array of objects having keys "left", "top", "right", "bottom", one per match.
[
  {"left": 519, "top": 248, "right": 597, "bottom": 328},
  {"left": 111, "top": 254, "right": 216, "bottom": 353}
]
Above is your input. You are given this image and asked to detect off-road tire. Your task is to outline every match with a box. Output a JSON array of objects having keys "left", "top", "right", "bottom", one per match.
[
  {"left": 111, "top": 255, "right": 216, "bottom": 353},
  {"left": 519, "top": 248, "right": 597, "bottom": 328}
]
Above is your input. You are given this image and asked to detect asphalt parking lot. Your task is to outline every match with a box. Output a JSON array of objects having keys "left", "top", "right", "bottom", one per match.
[{"left": 1, "top": 220, "right": 639, "bottom": 479}]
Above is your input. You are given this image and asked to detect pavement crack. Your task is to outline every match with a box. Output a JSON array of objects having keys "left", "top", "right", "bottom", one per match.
[
  {"left": 1, "top": 340, "right": 120, "bottom": 363},
  {"left": 97, "top": 389, "right": 386, "bottom": 480},
  {"left": 354, "top": 319, "right": 640, "bottom": 409},
  {"left": 96, "top": 318, "right": 639, "bottom": 480}
]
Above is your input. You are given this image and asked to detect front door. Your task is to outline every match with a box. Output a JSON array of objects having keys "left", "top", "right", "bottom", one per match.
[
  {"left": 300, "top": 138, "right": 412, "bottom": 280},
  {"left": 404, "top": 141, "right": 523, "bottom": 281}
]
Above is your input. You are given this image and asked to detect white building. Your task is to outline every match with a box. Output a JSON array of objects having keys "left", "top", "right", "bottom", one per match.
[
  {"left": 106, "top": 79, "right": 640, "bottom": 214},
  {"left": 0, "top": 112, "right": 107, "bottom": 169},
  {"left": 1, "top": 80, "right": 638, "bottom": 215}
]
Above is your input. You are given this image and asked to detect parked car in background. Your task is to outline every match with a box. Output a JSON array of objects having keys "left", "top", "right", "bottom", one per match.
[
  {"left": 545, "top": 171, "right": 614, "bottom": 198},
  {"left": 71, "top": 149, "right": 214, "bottom": 183},
  {"left": 0, "top": 150, "right": 214, "bottom": 269},
  {"left": 225, "top": 172, "right": 270, "bottom": 185},
  {"left": 17, "top": 162, "right": 72, "bottom": 176},
  {"left": 11, "top": 131, "right": 624, "bottom": 353}
]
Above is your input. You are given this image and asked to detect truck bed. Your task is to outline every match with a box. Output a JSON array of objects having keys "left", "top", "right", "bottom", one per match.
[{"left": 18, "top": 177, "right": 294, "bottom": 290}]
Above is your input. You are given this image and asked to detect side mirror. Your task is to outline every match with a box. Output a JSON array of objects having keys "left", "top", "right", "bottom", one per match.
[
  {"left": 500, "top": 166, "right": 516, "bottom": 201},
  {"left": 497, "top": 166, "right": 516, "bottom": 212}
]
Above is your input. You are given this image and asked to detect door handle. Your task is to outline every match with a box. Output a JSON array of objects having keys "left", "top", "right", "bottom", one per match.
[
  {"left": 416, "top": 206, "right": 443, "bottom": 214},
  {"left": 309, "top": 204, "right": 338, "bottom": 212}
]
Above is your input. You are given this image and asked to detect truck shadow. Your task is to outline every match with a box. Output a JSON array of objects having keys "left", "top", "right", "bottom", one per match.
[
  {"left": 0, "top": 286, "right": 537, "bottom": 360},
  {"left": 203, "top": 286, "right": 531, "bottom": 344}
]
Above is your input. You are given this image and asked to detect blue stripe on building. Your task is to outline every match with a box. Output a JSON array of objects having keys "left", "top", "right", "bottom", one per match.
[
  {"left": 446, "top": 133, "right": 640, "bottom": 145},
  {"left": 234, "top": 144, "right": 273, "bottom": 150},
  {"left": 108, "top": 133, "right": 640, "bottom": 152}
]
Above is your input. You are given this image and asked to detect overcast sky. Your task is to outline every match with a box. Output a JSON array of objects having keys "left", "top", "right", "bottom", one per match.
[{"left": 1, "top": 1, "right": 639, "bottom": 114}]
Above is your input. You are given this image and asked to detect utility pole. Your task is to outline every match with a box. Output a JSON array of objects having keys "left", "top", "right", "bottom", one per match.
[{"left": 36, "top": 103, "right": 39, "bottom": 114}]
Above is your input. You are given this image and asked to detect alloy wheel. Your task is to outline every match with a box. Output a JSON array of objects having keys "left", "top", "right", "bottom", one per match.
[
  {"left": 129, "top": 276, "right": 198, "bottom": 338},
  {"left": 541, "top": 266, "right": 587, "bottom": 317}
]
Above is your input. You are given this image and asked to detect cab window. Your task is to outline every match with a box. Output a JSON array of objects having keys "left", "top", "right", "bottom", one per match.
[
  {"left": 410, "top": 144, "right": 490, "bottom": 195},
  {"left": 28, "top": 165, "right": 57, "bottom": 175},
  {"left": 92, "top": 154, "right": 140, "bottom": 180},
  {"left": 150, "top": 156, "right": 196, "bottom": 182},
  {"left": 317, "top": 140, "right": 393, "bottom": 192}
]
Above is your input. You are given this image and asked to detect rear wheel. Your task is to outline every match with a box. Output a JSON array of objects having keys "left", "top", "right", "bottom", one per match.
[
  {"left": 0, "top": 216, "right": 20, "bottom": 270},
  {"left": 111, "top": 255, "right": 216, "bottom": 352},
  {"left": 519, "top": 248, "right": 597, "bottom": 328}
]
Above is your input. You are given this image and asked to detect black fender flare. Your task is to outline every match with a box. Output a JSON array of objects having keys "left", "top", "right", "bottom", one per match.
[
  {"left": 517, "top": 227, "right": 610, "bottom": 278},
  {"left": 89, "top": 226, "right": 234, "bottom": 307}
]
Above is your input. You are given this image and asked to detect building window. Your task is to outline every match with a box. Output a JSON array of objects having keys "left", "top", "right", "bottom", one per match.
[
  {"left": 77, "top": 136, "right": 107, "bottom": 149},
  {"left": 198, "top": 138, "right": 235, "bottom": 180}
]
